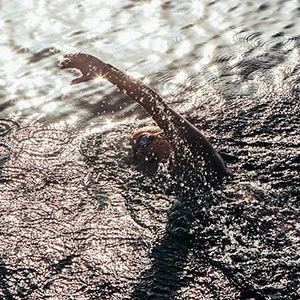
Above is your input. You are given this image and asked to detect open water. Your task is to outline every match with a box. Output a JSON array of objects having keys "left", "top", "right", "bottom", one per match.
[{"left": 0, "top": 0, "right": 299, "bottom": 299}]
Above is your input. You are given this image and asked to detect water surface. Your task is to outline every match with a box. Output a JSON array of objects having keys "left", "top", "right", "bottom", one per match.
[{"left": 0, "top": 0, "right": 299, "bottom": 299}]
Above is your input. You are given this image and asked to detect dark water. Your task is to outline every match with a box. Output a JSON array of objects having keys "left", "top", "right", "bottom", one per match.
[{"left": 0, "top": 0, "right": 299, "bottom": 299}]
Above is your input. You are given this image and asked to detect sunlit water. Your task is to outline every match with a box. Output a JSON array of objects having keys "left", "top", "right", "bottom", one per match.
[{"left": 0, "top": 0, "right": 299, "bottom": 299}]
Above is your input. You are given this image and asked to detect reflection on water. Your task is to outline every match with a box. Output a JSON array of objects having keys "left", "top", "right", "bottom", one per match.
[{"left": 0, "top": 0, "right": 299, "bottom": 299}]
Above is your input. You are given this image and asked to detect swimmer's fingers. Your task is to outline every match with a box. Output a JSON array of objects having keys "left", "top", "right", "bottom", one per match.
[
  {"left": 70, "top": 76, "right": 89, "bottom": 85},
  {"left": 59, "top": 53, "right": 106, "bottom": 85}
]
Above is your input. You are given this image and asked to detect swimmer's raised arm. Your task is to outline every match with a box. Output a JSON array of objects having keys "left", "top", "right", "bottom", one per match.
[{"left": 59, "top": 53, "right": 231, "bottom": 183}]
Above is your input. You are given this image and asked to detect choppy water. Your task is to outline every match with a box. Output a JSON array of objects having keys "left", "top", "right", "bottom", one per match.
[{"left": 0, "top": 0, "right": 299, "bottom": 299}]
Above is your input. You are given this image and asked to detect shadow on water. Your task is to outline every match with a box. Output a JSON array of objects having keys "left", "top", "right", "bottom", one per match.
[
  {"left": 130, "top": 234, "right": 190, "bottom": 300},
  {"left": 122, "top": 160, "right": 229, "bottom": 299},
  {"left": 128, "top": 174, "right": 299, "bottom": 299},
  {"left": 126, "top": 178, "right": 260, "bottom": 299},
  {"left": 0, "top": 260, "right": 14, "bottom": 300},
  {"left": 127, "top": 180, "right": 195, "bottom": 299}
]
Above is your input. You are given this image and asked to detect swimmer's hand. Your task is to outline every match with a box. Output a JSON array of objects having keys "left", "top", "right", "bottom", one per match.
[{"left": 59, "top": 53, "right": 107, "bottom": 85}]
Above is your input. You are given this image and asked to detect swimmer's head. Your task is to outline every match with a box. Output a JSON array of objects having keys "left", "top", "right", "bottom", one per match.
[{"left": 130, "top": 126, "right": 173, "bottom": 162}]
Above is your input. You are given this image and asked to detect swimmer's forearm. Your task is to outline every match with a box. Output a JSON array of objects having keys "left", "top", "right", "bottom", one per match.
[
  {"left": 103, "top": 64, "right": 189, "bottom": 133},
  {"left": 59, "top": 53, "right": 191, "bottom": 141},
  {"left": 59, "top": 53, "right": 163, "bottom": 109}
]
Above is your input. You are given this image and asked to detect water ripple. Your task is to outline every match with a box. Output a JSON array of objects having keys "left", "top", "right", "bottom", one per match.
[
  {"left": 0, "top": 119, "right": 20, "bottom": 137},
  {"left": 0, "top": 0, "right": 299, "bottom": 299},
  {"left": 13, "top": 127, "right": 72, "bottom": 159},
  {"left": 0, "top": 143, "right": 10, "bottom": 162},
  {"left": 0, "top": 166, "right": 45, "bottom": 191}
]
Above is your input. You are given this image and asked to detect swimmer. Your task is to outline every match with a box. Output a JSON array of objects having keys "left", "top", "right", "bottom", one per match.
[{"left": 59, "top": 53, "right": 232, "bottom": 185}]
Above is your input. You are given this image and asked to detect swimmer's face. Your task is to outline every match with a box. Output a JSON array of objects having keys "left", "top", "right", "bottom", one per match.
[{"left": 131, "top": 132, "right": 173, "bottom": 162}]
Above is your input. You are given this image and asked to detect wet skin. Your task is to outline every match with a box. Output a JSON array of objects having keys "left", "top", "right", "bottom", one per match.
[{"left": 59, "top": 53, "right": 232, "bottom": 184}]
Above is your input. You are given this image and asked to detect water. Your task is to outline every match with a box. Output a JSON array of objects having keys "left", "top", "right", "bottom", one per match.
[{"left": 0, "top": 0, "right": 299, "bottom": 299}]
